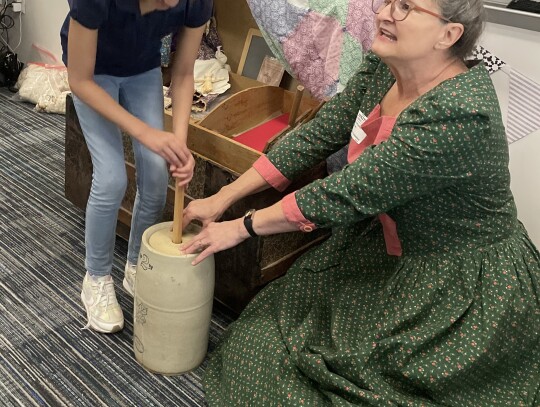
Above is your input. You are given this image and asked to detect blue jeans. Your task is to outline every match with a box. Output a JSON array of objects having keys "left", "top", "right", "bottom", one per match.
[{"left": 73, "top": 68, "right": 168, "bottom": 277}]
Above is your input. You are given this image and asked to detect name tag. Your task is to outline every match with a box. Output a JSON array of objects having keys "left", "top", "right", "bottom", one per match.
[{"left": 351, "top": 109, "right": 368, "bottom": 144}]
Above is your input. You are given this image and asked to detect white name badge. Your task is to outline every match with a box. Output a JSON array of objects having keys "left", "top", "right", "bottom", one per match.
[{"left": 351, "top": 109, "right": 368, "bottom": 144}]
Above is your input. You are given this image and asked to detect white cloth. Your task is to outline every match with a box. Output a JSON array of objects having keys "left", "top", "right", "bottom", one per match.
[
  {"left": 16, "top": 64, "right": 70, "bottom": 114},
  {"left": 193, "top": 47, "right": 231, "bottom": 96}
]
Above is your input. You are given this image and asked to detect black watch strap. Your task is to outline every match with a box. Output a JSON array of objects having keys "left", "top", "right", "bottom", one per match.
[{"left": 243, "top": 209, "right": 258, "bottom": 238}]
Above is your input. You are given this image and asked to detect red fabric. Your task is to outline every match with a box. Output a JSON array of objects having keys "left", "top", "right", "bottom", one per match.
[
  {"left": 347, "top": 105, "right": 402, "bottom": 256},
  {"left": 234, "top": 113, "right": 290, "bottom": 152},
  {"left": 282, "top": 192, "right": 317, "bottom": 232},
  {"left": 253, "top": 155, "right": 291, "bottom": 192},
  {"left": 347, "top": 104, "right": 396, "bottom": 162},
  {"left": 378, "top": 213, "right": 403, "bottom": 256}
]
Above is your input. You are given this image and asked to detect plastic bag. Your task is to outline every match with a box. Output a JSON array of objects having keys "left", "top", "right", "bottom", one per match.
[
  {"left": 13, "top": 44, "right": 70, "bottom": 114},
  {"left": 15, "top": 63, "right": 70, "bottom": 114}
]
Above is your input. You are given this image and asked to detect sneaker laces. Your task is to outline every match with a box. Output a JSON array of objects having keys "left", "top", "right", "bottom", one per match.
[
  {"left": 82, "top": 277, "right": 118, "bottom": 330},
  {"left": 95, "top": 278, "right": 116, "bottom": 309}
]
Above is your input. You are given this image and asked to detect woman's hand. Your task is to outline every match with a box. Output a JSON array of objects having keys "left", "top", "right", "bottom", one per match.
[
  {"left": 182, "top": 193, "right": 228, "bottom": 229},
  {"left": 180, "top": 219, "right": 250, "bottom": 265},
  {"left": 182, "top": 200, "right": 298, "bottom": 266}
]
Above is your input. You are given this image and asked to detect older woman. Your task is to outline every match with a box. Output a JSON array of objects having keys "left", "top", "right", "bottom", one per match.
[{"left": 181, "top": 0, "right": 540, "bottom": 404}]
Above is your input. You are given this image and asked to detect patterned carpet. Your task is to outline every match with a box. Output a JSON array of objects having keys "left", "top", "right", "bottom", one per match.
[{"left": 0, "top": 89, "right": 235, "bottom": 406}]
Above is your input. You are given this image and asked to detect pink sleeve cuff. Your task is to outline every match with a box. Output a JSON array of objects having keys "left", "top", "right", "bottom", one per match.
[
  {"left": 282, "top": 192, "right": 317, "bottom": 233},
  {"left": 253, "top": 155, "right": 291, "bottom": 192}
]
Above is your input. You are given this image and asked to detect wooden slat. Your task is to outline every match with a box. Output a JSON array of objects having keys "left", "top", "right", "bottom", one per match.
[
  {"left": 228, "top": 72, "right": 265, "bottom": 93},
  {"left": 199, "top": 86, "right": 285, "bottom": 136},
  {"left": 166, "top": 111, "right": 261, "bottom": 174},
  {"left": 288, "top": 85, "right": 305, "bottom": 126},
  {"left": 188, "top": 123, "right": 261, "bottom": 175},
  {"left": 118, "top": 207, "right": 132, "bottom": 227}
]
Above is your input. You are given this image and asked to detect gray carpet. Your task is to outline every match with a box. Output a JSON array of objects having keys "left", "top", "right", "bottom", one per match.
[{"left": 0, "top": 88, "right": 235, "bottom": 406}]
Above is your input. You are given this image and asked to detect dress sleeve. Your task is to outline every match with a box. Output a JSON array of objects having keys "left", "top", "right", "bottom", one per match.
[
  {"left": 264, "top": 52, "right": 383, "bottom": 182},
  {"left": 184, "top": 0, "right": 213, "bottom": 28},
  {"left": 290, "top": 112, "right": 491, "bottom": 229},
  {"left": 69, "top": 0, "right": 111, "bottom": 29}
]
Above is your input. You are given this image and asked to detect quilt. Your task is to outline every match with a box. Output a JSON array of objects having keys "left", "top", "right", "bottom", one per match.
[{"left": 247, "top": 0, "right": 377, "bottom": 99}]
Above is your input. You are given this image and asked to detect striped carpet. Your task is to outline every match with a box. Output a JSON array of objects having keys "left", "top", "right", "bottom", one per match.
[{"left": 0, "top": 89, "right": 235, "bottom": 406}]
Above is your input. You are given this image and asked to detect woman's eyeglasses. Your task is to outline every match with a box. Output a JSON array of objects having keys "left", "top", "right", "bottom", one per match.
[{"left": 371, "top": 0, "right": 452, "bottom": 23}]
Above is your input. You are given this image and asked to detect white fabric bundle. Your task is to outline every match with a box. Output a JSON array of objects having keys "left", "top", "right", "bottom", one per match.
[
  {"left": 15, "top": 63, "right": 71, "bottom": 114},
  {"left": 193, "top": 47, "right": 231, "bottom": 96}
]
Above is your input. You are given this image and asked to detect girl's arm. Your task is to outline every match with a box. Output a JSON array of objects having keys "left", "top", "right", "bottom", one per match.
[
  {"left": 169, "top": 25, "right": 206, "bottom": 143},
  {"left": 67, "top": 18, "right": 190, "bottom": 169},
  {"left": 167, "top": 24, "right": 206, "bottom": 184}
]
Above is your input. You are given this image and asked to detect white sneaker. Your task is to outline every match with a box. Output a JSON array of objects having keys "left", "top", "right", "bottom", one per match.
[
  {"left": 81, "top": 273, "right": 124, "bottom": 333},
  {"left": 123, "top": 262, "right": 136, "bottom": 297}
]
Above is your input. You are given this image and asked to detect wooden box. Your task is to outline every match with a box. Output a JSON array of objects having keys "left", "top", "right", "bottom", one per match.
[
  {"left": 64, "top": 0, "right": 329, "bottom": 312},
  {"left": 65, "top": 76, "right": 327, "bottom": 312},
  {"left": 166, "top": 79, "right": 328, "bottom": 312}
]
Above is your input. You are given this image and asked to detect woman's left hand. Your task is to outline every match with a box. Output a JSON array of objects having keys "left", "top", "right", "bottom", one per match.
[{"left": 180, "top": 218, "right": 250, "bottom": 265}]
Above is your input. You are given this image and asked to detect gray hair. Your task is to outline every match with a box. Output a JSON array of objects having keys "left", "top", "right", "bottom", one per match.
[{"left": 434, "top": 0, "right": 487, "bottom": 60}]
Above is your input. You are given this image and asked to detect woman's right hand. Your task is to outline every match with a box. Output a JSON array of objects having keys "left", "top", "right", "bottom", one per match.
[
  {"left": 182, "top": 167, "right": 271, "bottom": 230},
  {"left": 183, "top": 193, "right": 228, "bottom": 229}
]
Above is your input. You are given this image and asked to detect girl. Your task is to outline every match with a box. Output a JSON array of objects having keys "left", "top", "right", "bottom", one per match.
[{"left": 61, "top": 0, "right": 212, "bottom": 333}]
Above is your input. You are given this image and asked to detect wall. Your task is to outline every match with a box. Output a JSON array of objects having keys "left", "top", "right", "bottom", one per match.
[
  {"left": 481, "top": 22, "right": 540, "bottom": 247},
  {"left": 214, "top": 0, "right": 258, "bottom": 74},
  {"left": 6, "top": 0, "right": 68, "bottom": 64},
  {"left": 6, "top": 0, "right": 257, "bottom": 68}
]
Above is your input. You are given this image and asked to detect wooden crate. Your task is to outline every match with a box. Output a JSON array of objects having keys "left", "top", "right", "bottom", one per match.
[
  {"left": 64, "top": 73, "right": 263, "bottom": 236},
  {"left": 165, "top": 78, "right": 329, "bottom": 312},
  {"left": 65, "top": 77, "right": 328, "bottom": 313}
]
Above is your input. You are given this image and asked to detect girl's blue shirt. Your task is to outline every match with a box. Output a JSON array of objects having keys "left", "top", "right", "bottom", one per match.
[{"left": 60, "top": 0, "right": 213, "bottom": 77}]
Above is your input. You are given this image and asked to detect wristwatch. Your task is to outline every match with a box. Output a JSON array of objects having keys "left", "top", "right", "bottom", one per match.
[{"left": 243, "top": 209, "right": 258, "bottom": 238}]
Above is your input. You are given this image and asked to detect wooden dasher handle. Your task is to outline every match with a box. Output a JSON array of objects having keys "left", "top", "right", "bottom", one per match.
[{"left": 171, "top": 181, "right": 184, "bottom": 244}]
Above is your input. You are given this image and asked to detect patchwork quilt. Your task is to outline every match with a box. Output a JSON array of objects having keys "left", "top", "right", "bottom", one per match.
[{"left": 247, "top": 0, "right": 377, "bottom": 99}]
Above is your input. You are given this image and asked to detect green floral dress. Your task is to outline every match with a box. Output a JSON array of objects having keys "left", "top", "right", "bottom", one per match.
[{"left": 204, "top": 53, "right": 540, "bottom": 406}]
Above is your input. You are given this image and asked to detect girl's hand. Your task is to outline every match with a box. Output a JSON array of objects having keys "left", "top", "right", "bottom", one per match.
[
  {"left": 141, "top": 127, "right": 191, "bottom": 170},
  {"left": 169, "top": 150, "right": 195, "bottom": 186}
]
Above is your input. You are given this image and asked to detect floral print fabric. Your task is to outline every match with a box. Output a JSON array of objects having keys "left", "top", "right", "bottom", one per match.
[
  {"left": 204, "top": 52, "right": 540, "bottom": 406},
  {"left": 246, "top": 0, "right": 376, "bottom": 99}
]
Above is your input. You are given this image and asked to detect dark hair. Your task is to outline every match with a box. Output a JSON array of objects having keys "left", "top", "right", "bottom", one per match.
[{"left": 435, "top": 0, "right": 487, "bottom": 60}]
